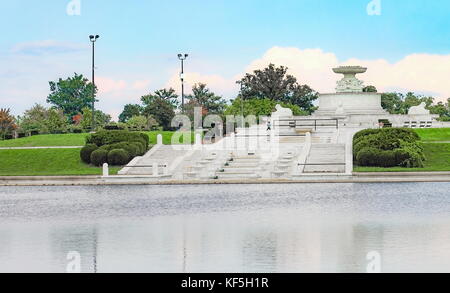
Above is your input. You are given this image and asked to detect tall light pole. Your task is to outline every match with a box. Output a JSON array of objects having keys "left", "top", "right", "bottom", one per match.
[
  {"left": 89, "top": 35, "right": 99, "bottom": 131},
  {"left": 177, "top": 54, "right": 188, "bottom": 112}
]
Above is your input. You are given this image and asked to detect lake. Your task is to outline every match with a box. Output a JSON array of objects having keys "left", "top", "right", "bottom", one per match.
[{"left": 1, "top": 183, "right": 450, "bottom": 273}]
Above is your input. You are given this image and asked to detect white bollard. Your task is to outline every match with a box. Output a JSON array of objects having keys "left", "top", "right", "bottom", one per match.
[
  {"left": 157, "top": 134, "right": 163, "bottom": 145},
  {"left": 152, "top": 162, "right": 159, "bottom": 176},
  {"left": 195, "top": 133, "right": 202, "bottom": 146},
  {"left": 102, "top": 163, "right": 109, "bottom": 177}
]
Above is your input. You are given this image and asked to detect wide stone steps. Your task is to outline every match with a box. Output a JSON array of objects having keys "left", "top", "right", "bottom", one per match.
[{"left": 304, "top": 143, "right": 346, "bottom": 174}]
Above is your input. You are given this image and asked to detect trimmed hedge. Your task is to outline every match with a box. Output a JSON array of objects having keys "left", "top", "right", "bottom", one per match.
[
  {"left": 354, "top": 128, "right": 424, "bottom": 168},
  {"left": 82, "top": 131, "right": 150, "bottom": 166},
  {"left": 90, "top": 149, "right": 108, "bottom": 167},
  {"left": 80, "top": 144, "right": 98, "bottom": 164},
  {"left": 86, "top": 130, "right": 149, "bottom": 149},
  {"left": 108, "top": 149, "right": 130, "bottom": 166}
]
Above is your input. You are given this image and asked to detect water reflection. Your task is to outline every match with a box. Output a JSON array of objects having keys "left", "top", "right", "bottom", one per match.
[{"left": 0, "top": 183, "right": 450, "bottom": 272}]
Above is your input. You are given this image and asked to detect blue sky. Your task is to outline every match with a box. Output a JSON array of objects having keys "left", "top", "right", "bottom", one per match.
[{"left": 1, "top": 0, "right": 450, "bottom": 118}]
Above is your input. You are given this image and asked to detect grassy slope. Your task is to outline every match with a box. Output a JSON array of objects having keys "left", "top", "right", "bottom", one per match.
[
  {"left": 0, "top": 131, "right": 194, "bottom": 147},
  {"left": 0, "top": 133, "right": 89, "bottom": 147},
  {"left": 144, "top": 131, "right": 195, "bottom": 145},
  {"left": 0, "top": 149, "right": 120, "bottom": 176},
  {"left": 414, "top": 128, "right": 450, "bottom": 141},
  {"left": 354, "top": 143, "right": 450, "bottom": 172}
]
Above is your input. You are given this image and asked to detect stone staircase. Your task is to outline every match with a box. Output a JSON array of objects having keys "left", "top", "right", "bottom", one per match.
[
  {"left": 216, "top": 153, "right": 263, "bottom": 179},
  {"left": 303, "top": 144, "right": 346, "bottom": 173},
  {"left": 120, "top": 145, "right": 188, "bottom": 175}
]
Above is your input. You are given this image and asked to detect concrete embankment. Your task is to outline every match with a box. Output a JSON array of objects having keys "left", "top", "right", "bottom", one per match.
[{"left": 1, "top": 172, "right": 450, "bottom": 186}]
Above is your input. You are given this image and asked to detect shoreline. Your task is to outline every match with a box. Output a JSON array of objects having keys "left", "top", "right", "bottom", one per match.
[{"left": 1, "top": 172, "right": 450, "bottom": 186}]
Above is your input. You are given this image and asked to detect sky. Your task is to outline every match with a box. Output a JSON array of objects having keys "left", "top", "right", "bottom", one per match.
[{"left": 1, "top": 0, "right": 450, "bottom": 120}]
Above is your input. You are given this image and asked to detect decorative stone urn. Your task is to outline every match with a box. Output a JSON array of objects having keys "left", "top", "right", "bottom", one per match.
[
  {"left": 333, "top": 66, "right": 367, "bottom": 93},
  {"left": 313, "top": 66, "right": 388, "bottom": 117}
]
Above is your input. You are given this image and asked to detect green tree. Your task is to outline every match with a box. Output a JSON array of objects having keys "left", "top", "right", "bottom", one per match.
[
  {"left": 126, "top": 115, "right": 158, "bottom": 131},
  {"left": 0, "top": 108, "right": 17, "bottom": 139},
  {"left": 363, "top": 85, "right": 378, "bottom": 93},
  {"left": 19, "top": 104, "right": 68, "bottom": 134},
  {"left": 142, "top": 96, "right": 175, "bottom": 130},
  {"left": 141, "top": 88, "right": 179, "bottom": 109},
  {"left": 46, "top": 108, "right": 68, "bottom": 134},
  {"left": 79, "top": 107, "right": 111, "bottom": 130},
  {"left": 46, "top": 73, "right": 97, "bottom": 120},
  {"left": 224, "top": 97, "right": 307, "bottom": 117},
  {"left": 237, "top": 63, "right": 318, "bottom": 113},
  {"left": 184, "top": 83, "right": 227, "bottom": 114},
  {"left": 381, "top": 93, "right": 404, "bottom": 114},
  {"left": 119, "top": 104, "right": 143, "bottom": 123}
]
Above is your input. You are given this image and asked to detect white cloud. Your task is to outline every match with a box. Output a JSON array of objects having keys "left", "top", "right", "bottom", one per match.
[
  {"left": 242, "top": 47, "right": 450, "bottom": 101},
  {"left": 11, "top": 40, "right": 88, "bottom": 55},
  {"left": 96, "top": 76, "right": 127, "bottom": 94},
  {"left": 3, "top": 41, "right": 450, "bottom": 122},
  {"left": 165, "top": 71, "right": 235, "bottom": 98}
]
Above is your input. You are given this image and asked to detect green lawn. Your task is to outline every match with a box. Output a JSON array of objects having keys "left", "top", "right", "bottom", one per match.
[
  {"left": 0, "top": 131, "right": 195, "bottom": 147},
  {"left": 0, "top": 133, "right": 89, "bottom": 147},
  {"left": 144, "top": 131, "right": 196, "bottom": 145},
  {"left": 0, "top": 149, "right": 120, "bottom": 176},
  {"left": 354, "top": 143, "right": 450, "bottom": 172},
  {"left": 414, "top": 128, "right": 450, "bottom": 142}
]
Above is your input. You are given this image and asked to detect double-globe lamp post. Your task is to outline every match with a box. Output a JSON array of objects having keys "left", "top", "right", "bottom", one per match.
[
  {"left": 177, "top": 54, "right": 188, "bottom": 112},
  {"left": 89, "top": 35, "right": 100, "bottom": 131}
]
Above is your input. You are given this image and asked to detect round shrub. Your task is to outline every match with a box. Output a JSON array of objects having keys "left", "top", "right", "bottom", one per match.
[
  {"left": 80, "top": 144, "right": 98, "bottom": 164},
  {"left": 131, "top": 141, "right": 146, "bottom": 155},
  {"left": 393, "top": 149, "right": 411, "bottom": 166},
  {"left": 107, "top": 149, "right": 130, "bottom": 166},
  {"left": 90, "top": 149, "right": 108, "bottom": 167},
  {"left": 377, "top": 150, "right": 397, "bottom": 167},
  {"left": 111, "top": 142, "right": 138, "bottom": 158},
  {"left": 356, "top": 147, "right": 380, "bottom": 167}
]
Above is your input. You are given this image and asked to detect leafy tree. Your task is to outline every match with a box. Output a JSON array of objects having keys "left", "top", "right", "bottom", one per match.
[
  {"left": 224, "top": 97, "right": 307, "bottom": 117},
  {"left": 183, "top": 83, "right": 227, "bottom": 114},
  {"left": 381, "top": 93, "right": 404, "bottom": 114},
  {"left": 363, "top": 85, "right": 378, "bottom": 93},
  {"left": 46, "top": 73, "right": 97, "bottom": 120},
  {"left": 79, "top": 107, "right": 111, "bottom": 130},
  {"left": 141, "top": 88, "right": 179, "bottom": 109},
  {"left": 126, "top": 115, "right": 158, "bottom": 131},
  {"left": 237, "top": 63, "right": 318, "bottom": 113},
  {"left": 119, "top": 104, "right": 143, "bottom": 123},
  {"left": 0, "top": 108, "right": 17, "bottom": 139},
  {"left": 142, "top": 96, "right": 175, "bottom": 130},
  {"left": 46, "top": 108, "right": 68, "bottom": 133},
  {"left": 19, "top": 104, "right": 68, "bottom": 134}
]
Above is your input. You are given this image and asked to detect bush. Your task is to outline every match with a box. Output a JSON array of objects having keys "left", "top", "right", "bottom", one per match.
[
  {"left": 86, "top": 130, "right": 149, "bottom": 148},
  {"left": 377, "top": 150, "right": 397, "bottom": 167},
  {"left": 80, "top": 144, "right": 98, "bottom": 164},
  {"left": 353, "top": 128, "right": 424, "bottom": 168},
  {"left": 90, "top": 149, "right": 108, "bottom": 166},
  {"left": 356, "top": 147, "right": 380, "bottom": 167},
  {"left": 131, "top": 141, "right": 146, "bottom": 155},
  {"left": 108, "top": 149, "right": 130, "bottom": 166}
]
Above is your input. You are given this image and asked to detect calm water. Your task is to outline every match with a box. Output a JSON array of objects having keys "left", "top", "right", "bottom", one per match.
[{"left": 1, "top": 183, "right": 450, "bottom": 273}]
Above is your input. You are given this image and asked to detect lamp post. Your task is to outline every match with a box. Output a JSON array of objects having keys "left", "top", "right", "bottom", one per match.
[
  {"left": 89, "top": 34, "right": 99, "bottom": 131},
  {"left": 177, "top": 54, "right": 188, "bottom": 111},
  {"left": 240, "top": 83, "right": 244, "bottom": 118}
]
